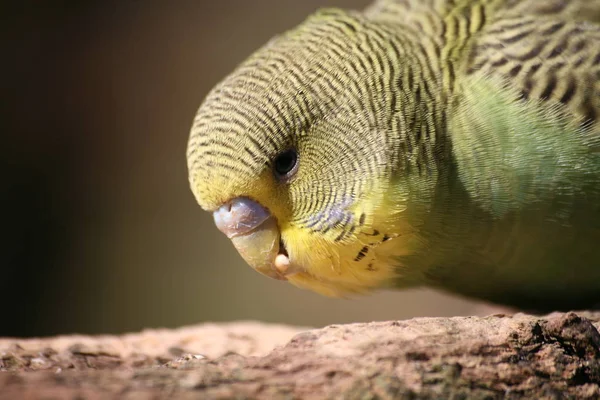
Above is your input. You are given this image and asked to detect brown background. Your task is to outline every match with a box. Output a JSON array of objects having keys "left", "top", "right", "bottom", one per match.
[{"left": 2, "top": 0, "right": 495, "bottom": 338}]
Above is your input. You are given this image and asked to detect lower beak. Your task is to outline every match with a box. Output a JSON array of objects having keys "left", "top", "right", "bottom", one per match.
[{"left": 212, "top": 197, "right": 300, "bottom": 280}]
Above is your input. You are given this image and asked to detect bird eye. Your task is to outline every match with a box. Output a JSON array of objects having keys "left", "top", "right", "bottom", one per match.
[{"left": 273, "top": 148, "right": 298, "bottom": 179}]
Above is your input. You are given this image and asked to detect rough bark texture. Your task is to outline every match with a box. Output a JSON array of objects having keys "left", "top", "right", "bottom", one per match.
[{"left": 1, "top": 313, "right": 600, "bottom": 399}]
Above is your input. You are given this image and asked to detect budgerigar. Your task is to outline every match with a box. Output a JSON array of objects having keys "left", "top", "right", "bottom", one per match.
[{"left": 187, "top": 0, "right": 600, "bottom": 312}]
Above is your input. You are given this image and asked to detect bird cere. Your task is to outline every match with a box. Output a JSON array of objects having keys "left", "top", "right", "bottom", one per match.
[{"left": 188, "top": 0, "right": 600, "bottom": 312}]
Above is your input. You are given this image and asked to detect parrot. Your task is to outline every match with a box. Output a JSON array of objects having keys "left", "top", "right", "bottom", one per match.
[{"left": 187, "top": 0, "right": 600, "bottom": 312}]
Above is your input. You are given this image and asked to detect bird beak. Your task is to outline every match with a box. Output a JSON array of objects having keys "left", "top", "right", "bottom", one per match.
[{"left": 212, "top": 197, "right": 300, "bottom": 280}]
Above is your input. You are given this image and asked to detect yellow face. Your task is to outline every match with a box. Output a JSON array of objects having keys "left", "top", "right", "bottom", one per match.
[
  {"left": 187, "top": 10, "right": 429, "bottom": 296},
  {"left": 188, "top": 98, "right": 424, "bottom": 295},
  {"left": 278, "top": 187, "right": 418, "bottom": 296},
  {"left": 189, "top": 139, "right": 417, "bottom": 296}
]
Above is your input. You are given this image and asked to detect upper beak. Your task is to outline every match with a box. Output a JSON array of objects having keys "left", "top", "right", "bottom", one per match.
[{"left": 212, "top": 197, "right": 299, "bottom": 280}]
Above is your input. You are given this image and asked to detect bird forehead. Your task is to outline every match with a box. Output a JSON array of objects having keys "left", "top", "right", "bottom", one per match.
[{"left": 192, "top": 10, "right": 381, "bottom": 138}]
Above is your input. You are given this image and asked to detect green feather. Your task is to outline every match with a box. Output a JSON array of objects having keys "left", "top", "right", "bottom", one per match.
[
  {"left": 416, "top": 72, "right": 600, "bottom": 311},
  {"left": 452, "top": 73, "right": 600, "bottom": 218}
]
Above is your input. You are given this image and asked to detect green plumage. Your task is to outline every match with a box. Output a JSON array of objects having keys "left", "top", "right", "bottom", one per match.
[{"left": 188, "top": 0, "right": 600, "bottom": 311}]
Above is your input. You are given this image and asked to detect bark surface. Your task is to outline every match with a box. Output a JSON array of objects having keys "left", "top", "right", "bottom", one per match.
[{"left": 1, "top": 313, "right": 600, "bottom": 399}]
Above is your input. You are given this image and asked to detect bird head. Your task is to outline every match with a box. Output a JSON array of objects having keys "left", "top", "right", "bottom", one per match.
[{"left": 187, "top": 9, "right": 434, "bottom": 296}]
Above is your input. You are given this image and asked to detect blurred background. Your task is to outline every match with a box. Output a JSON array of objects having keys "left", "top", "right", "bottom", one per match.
[{"left": 2, "top": 0, "right": 500, "bottom": 338}]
